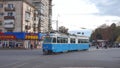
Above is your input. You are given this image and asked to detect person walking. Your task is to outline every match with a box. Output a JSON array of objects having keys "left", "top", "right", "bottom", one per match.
[{"left": 30, "top": 44, "right": 33, "bottom": 50}]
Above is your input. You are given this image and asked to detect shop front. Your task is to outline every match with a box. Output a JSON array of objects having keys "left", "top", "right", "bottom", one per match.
[{"left": 0, "top": 32, "right": 43, "bottom": 49}]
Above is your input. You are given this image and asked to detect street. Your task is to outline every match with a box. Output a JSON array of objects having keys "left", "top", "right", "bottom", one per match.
[{"left": 0, "top": 48, "right": 120, "bottom": 68}]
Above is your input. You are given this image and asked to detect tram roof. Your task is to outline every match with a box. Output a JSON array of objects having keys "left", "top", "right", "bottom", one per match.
[
  {"left": 45, "top": 32, "right": 89, "bottom": 39},
  {"left": 49, "top": 33, "right": 68, "bottom": 37}
]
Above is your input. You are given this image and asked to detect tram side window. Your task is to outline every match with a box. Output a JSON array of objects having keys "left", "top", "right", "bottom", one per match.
[
  {"left": 65, "top": 38, "right": 68, "bottom": 43},
  {"left": 52, "top": 38, "right": 56, "bottom": 43},
  {"left": 57, "top": 37, "right": 61, "bottom": 43},
  {"left": 57, "top": 37, "right": 68, "bottom": 43},
  {"left": 62, "top": 38, "right": 68, "bottom": 43},
  {"left": 81, "top": 39, "right": 84, "bottom": 43},
  {"left": 85, "top": 39, "right": 89, "bottom": 43},
  {"left": 78, "top": 39, "right": 81, "bottom": 43},
  {"left": 61, "top": 38, "right": 64, "bottom": 43},
  {"left": 81, "top": 39, "right": 89, "bottom": 43},
  {"left": 44, "top": 37, "right": 52, "bottom": 43},
  {"left": 70, "top": 38, "right": 75, "bottom": 43}
]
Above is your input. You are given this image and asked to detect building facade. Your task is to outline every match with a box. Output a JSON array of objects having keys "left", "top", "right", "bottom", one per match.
[
  {"left": 0, "top": 0, "right": 52, "bottom": 33},
  {"left": 26, "top": 0, "right": 52, "bottom": 33},
  {"left": 0, "top": 0, "right": 52, "bottom": 48},
  {"left": 0, "top": 0, "right": 39, "bottom": 48},
  {"left": 0, "top": 0, "right": 38, "bottom": 33}
]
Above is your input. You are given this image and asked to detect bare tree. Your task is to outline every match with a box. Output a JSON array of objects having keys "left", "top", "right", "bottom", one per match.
[{"left": 59, "top": 26, "right": 69, "bottom": 34}]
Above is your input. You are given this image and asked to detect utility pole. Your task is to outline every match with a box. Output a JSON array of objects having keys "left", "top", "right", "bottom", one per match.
[
  {"left": 56, "top": 20, "right": 58, "bottom": 31},
  {"left": 56, "top": 14, "right": 59, "bottom": 31},
  {"left": 52, "top": 15, "right": 59, "bottom": 32}
]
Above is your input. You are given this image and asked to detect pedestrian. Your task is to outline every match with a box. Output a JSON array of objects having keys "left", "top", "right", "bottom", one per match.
[
  {"left": 96, "top": 42, "right": 99, "bottom": 49},
  {"left": 2, "top": 43, "right": 5, "bottom": 48},
  {"left": 104, "top": 44, "right": 107, "bottom": 49},
  {"left": 30, "top": 44, "right": 33, "bottom": 49},
  {"left": 96, "top": 45, "right": 99, "bottom": 49}
]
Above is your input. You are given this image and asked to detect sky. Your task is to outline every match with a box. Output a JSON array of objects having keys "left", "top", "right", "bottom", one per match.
[{"left": 52, "top": 0, "right": 120, "bottom": 32}]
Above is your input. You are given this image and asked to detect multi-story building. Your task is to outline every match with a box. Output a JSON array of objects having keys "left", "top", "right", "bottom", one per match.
[
  {"left": 0, "top": 0, "right": 52, "bottom": 48},
  {"left": 0, "top": 0, "right": 38, "bottom": 33},
  {"left": 0, "top": 0, "right": 52, "bottom": 33},
  {"left": 0, "top": 0, "right": 39, "bottom": 48},
  {"left": 26, "top": 0, "right": 52, "bottom": 33}
]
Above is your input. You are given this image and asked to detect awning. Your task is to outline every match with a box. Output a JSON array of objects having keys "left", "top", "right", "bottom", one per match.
[{"left": 0, "top": 32, "right": 43, "bottom": 40}]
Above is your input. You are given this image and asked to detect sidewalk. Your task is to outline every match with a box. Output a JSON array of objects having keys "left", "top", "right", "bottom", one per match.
[
  {"left": 0, "top": 47, "right": 42, "bottom": 50},
  {"left": 89, "top": 46, "right": 104, "bottom": 51},
  {"left": 0, "top": 47, "right": 26, "bottom": 50},
  {"left": 89, "top": 46, "right": 120, "bottom": 51}
]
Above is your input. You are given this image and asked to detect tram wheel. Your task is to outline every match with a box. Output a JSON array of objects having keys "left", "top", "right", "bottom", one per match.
[{"left": 47, "top": 50, "right": 53, "bottom": 55}]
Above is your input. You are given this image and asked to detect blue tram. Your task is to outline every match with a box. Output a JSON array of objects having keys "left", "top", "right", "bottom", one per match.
[{"left": 42, "top": 33, "right": 90, "bottom": 54}]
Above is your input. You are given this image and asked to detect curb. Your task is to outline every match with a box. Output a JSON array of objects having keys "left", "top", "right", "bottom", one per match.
[{"left": 0, "top": 48, "right": 26, "bottom": 50}]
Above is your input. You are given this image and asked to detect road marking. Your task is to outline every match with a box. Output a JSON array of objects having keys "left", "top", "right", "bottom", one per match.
[
  {"left": 61, "top": 67, "right": 104, "bottom": 68},
  {"left": 88, "top": 48, "right": 104, "bottom": 51},
  {"left": 0, "top": 62, "right": 21, "bottom": 68},
  {"left": 12, "top": 63, "right": 28, "bottom": 68}
]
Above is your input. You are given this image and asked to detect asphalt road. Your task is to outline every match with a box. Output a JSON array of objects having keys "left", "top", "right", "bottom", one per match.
[{"left": 0, "top": 48, "right": 120, "bottom": 68}]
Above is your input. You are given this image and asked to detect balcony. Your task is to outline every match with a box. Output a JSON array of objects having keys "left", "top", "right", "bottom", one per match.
[
  {"left": 25, "top": 17, "right": 30, "bottom": 22},
  {"left": 33, "top": 23, "right": 38, "bottom": 28},
  {"left": 38, "top": 12, "right": 44, "bottom": 16},
  {"left": 5, "top": 7, "right": 15, "bottom": 11},
  {"left": 4, "top": 20, "right": 14, "bottom": 29},
  {"left": 4, "top": 24, "right": 14, "bottom": 29},
  {"left": 26, "top": 8, "right": 31, "bottom": 14},
  {"left": 25, "top": 25, "right": 31, "bottom": 30},
  {"left": 4, "top": 16, "right": 15, "bottom": 20}
]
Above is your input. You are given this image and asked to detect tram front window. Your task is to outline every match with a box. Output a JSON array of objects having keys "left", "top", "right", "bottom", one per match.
[{"left": 44, "top": 37, "right": 52, "bottom": 43}]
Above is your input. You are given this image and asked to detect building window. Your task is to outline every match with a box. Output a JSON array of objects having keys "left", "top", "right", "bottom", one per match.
[
  {"left": 8, "top": 12, "right": 13, "bottom": 16},
  {"left": 8, "top": 4, "right": 14, "bottom": 8},
  {"left": 33, "top": 2, "right": 41, "bottom": 6},
  {"left": 0, "top": 21, "right": 2, "bottom": 25},
  {"left": 0, "top": 29, "right": 2, "bottom": 32},
  {"left": 25, "top": 12, "right": 30, "bottom": 20},
  {"left": 0, "top": 4, "right": 3, "bottom": 8},
  {"left": 7, "top": 30, "right": 13, "bottom": 32},
  {"left": 5, "top": 22, "right": 13, "bottom": 25},
  {"left": 34, "top": 2, "right": 45, "bottom": 15},
  {"left": 0, "top": 13, "right": 4, "bottom": 16}
]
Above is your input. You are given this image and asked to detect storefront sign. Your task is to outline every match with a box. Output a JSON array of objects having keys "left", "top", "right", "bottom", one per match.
[
  {"left": 0, "top": 32, "right": 42, "bottom": 40},
  {"left": 0, "top": 35, "right": 16, "bottom": 39},
  {"left": 25, "top": 33, "right": 38, "bottom": 40}
]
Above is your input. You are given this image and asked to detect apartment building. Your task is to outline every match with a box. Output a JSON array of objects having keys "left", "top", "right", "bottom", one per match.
[
  {"left": 0, "top": 0, "right": 38, "bottom": 33},
  {"left": 26, "top": 0, "right": 52, "bottom": 33},
  {"left": 0, "top": 0, "right": 52, "bottom": 48}
]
